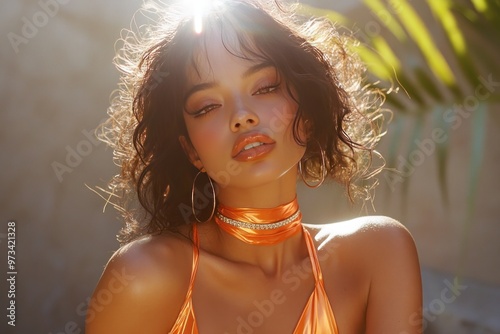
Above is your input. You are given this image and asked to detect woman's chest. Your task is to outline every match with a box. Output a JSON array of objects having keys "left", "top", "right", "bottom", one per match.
[
  {"left": 192, "top": 262, "right": 317, "bottom": 333},
  {"left": 320, "top": 242, "right": 370, "bottom": 334},
  {"left": 189, "top": 257, "right": 366, "bottom": 333}
]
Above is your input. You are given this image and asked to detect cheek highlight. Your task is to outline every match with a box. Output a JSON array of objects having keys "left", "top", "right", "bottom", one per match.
[
  {"left": 189, "top": 125, "right": 229, "bottom": 170},
  {"left": 262, "top": 97, "right": 296, "bottom": 136}
]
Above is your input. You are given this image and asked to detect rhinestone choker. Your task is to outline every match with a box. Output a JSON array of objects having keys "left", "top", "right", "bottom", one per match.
[
  {"left": 213, "top": 197, "right": 303, "bottom": 245},
  {"left": 215, "top": 210, "right": 300, "bottom": 230}
]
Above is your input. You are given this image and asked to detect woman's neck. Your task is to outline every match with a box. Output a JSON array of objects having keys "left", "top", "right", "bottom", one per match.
[
  {"left": 215, "top": 168, "right": 298, "bottom": 209},
  {"left": 202, "top": 220, "right": 307, "bottom": 278},
  {"left": 200, "top": 194, "right": 305, "bottom": 276}
]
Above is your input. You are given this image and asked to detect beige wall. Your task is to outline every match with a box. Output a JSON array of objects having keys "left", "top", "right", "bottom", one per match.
[
  {"left": 300, "top": 106, "right": 500, "bottom": 285},
  {"left": 1, "top": 1, "right": 140, "bottom": 333}
]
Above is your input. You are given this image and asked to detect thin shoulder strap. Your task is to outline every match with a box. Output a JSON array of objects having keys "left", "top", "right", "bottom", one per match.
[
  {"left": 302, "top": 227, "right": 323, "bottom": 283},
  {"left": 187, "top": 223, "right": 200, "bottom": 293},
  {"left": 168, "top": 225, "right": 200, "bottom": 333}
]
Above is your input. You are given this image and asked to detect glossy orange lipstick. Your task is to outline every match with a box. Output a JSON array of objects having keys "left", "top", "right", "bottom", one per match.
[{"left": 231, "top": 133, "right": 276, "bottom": 162}]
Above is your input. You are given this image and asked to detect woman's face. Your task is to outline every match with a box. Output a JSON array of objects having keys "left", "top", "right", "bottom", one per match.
[{"left": 181, "top": 32, "right": 306, "bottom": 190}]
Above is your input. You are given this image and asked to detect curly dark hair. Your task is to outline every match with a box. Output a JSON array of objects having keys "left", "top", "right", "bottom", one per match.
[{"left": 99, "top": 0, "right": 386, "bottom": 244}]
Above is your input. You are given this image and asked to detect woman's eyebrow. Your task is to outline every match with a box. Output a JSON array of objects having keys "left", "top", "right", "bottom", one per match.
[
  {"left": 242, "top": 61, "right": 275, "bottom": 78},
  {"left": 184, "top": 82, "right": 217, "bottom": 103}
]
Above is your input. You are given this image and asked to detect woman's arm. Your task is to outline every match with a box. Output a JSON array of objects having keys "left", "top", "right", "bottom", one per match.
[
  {"left": 85, "top": 236, "right": 191, "bottom": 334},
  {"left": 364, "top": 217, "right": 423, "bottom": 334}
]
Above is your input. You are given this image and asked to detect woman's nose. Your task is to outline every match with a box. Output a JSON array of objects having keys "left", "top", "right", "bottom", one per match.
[{"left": 230, "top": 104, "right": 260, "bottom": 132}]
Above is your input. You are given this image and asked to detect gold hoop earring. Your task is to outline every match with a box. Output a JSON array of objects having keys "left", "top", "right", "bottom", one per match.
[
  {"left": 299, "top": 142, "right": 327, "bottom": 188},
  {"left": 191, "top": 169, "right": 216, "bottom": 223}
]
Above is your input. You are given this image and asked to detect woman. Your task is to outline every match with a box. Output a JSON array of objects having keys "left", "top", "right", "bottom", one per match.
[{"left": 86, "top": 0, "right": 422, "bottom": 333}]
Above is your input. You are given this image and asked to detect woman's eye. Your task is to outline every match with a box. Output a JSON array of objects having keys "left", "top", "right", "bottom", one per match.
[
  {"left": 254, "top": 83, "right": 281, "bottom": 95},
  {"left": 193, "top": 104, "right": 220, "bottom": 118}
]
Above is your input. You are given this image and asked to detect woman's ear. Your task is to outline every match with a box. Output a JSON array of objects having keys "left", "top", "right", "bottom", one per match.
[{"left": 179, "top": 135, "right": 204, "bottom": 170}]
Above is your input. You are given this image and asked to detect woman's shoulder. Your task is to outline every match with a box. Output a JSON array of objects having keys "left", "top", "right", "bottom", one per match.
[
  {"left": 303, "top": 216, "right": 421, "bottom": 332},
  {"left": 86, "top": 230, "right": 195, "bottom": 333},
  {"left": 303, "top": 215, "right": 418, "bottom": 268},
  {"left": 304, "top": 215, "right": 414, "bottom": 247},
  {"left": 111, "top": 229, "right": 194, "bottom": 274},
  {"left": 305, "top": 216, "right": 422, "bottom": 332}
]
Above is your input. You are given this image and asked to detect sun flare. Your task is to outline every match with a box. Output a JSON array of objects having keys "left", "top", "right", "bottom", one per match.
[{"left": 184, "top": 0, "right": 218, "bottom": 34}]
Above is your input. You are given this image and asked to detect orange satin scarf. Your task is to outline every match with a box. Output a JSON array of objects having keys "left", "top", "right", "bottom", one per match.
[{"left": 214, "top": 198, "right": 303, "bottom": 245}]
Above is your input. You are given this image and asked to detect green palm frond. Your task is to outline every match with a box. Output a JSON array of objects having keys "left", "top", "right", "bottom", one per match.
[{"left": 298, "top": 0, "right": 500, "bottom": 225}]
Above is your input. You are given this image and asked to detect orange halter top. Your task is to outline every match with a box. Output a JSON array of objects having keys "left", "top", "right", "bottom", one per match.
[{"left": 168, "top": 201, "right": 339, "bottom": 333}]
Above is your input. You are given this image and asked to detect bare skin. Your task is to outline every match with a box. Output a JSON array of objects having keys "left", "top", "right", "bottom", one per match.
[
  {"left": 86, "top": 28, "right": 422, "bottom": 333},
  {"left": 85, "top": 217, "right": 421, "bottom": 333}
]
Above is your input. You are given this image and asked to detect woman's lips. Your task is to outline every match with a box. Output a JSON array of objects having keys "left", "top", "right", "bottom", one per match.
[{"left": 232, "top": 133, "right": 276, "bottom": 162}]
